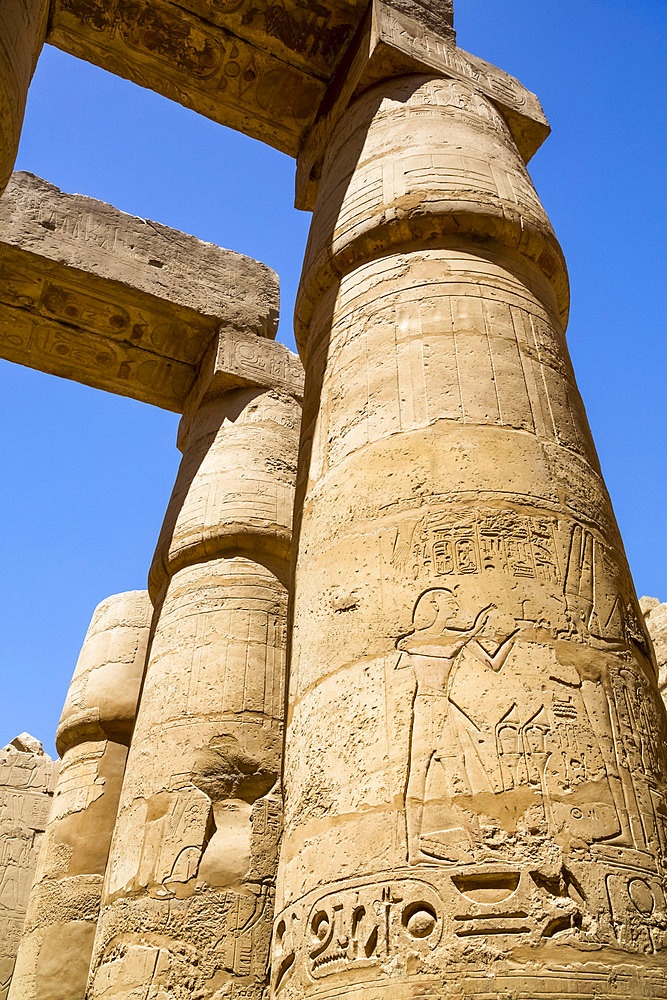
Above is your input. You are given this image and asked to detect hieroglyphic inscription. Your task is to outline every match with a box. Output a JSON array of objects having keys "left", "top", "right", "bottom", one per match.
[
  {"left": 174, "top": 0, "right": 356, "bottom": 79},
  {"left": 0, "top": 305, "right": 194, "bottom": 411},
  {"left": 273, "top": 878, "right": 444, "bottom": 992},
  {"left": 389, "top": 505, "right": 650, "bottom": 657},
  {"left": 374, "top": 1, "right": 546, "bottom": 127},
  {"left": 606, "top": 868, "right": 667, "bottom": 954},
  {"left": 0, "top": 174, "right": 285, "bottom": 413},
  {"left": 392, "top": 507, "right": 560, "bottom": 585},
  {"left": 395, "top": 590, "right": 622, "bottom": 865},
  {"left": 271, "top": 866, "right": 597, "bottom": 993}
]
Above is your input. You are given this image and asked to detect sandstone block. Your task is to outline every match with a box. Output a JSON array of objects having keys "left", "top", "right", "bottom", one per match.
[
  {"left": 642, "top": 596, "right": 667, "bottom": 705},
  {"left": 46, "top": 0, "right": 454, "bottom": 161},
  {"left": 274, "top": 67, "right": 667, "bottom": 1000},
  {"left": 0, "top": 173, "right": 279, "bottom": 411},
  {"left": 0, "top": 738, "right": 56, "bottom": 1000},
  {"left": 88, "top": 334, "right": 302, "bottom": 999}
]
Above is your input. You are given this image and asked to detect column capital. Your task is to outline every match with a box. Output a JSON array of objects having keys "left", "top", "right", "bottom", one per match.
[
  {"left": 177, "top": 328, "right": 304, "bottom": 451},
  {"left": 296, "top": 0, "right": 549, "bottom": 210}
]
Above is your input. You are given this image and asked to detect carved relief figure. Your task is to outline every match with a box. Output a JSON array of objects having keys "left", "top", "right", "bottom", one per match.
[
  {"left": 396, "top": 588, "right": 517, "bottom": 863},
  {"left": 396, "top": 586, "right": 626, "bottom": 866}
]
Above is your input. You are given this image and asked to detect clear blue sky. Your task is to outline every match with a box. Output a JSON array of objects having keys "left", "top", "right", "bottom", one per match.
[{"left": 2, "top": 0, "right": 665, "bottom": 757}]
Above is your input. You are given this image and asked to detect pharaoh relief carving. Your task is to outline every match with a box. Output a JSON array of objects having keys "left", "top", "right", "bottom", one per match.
[{"left": 395, "top": 587, "right": 622, "bottom": 867}]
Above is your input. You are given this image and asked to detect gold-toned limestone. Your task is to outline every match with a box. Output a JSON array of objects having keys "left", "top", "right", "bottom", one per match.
[
  {"left": 0, "top": 737, "right": 56, "bottom": 999},
  {"left": 86, "top": 332, "right": 303, "bottom": 998},
  {"left": 273, "top": 72, "right": 667, "bottom": 999},
  {"left": 1, "top": 1, "right": 665, "bottom": 998},
  {"left": 8, "top": 593, "right": 153, "bottom": 1000}
]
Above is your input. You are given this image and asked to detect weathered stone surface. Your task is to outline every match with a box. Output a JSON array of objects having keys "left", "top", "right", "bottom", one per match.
[
  {"left": 0, "top": 1, "right": 47, "bottom": 196},
  {"left": 0, "top": 172, "right": 279, "bottom": 411},
  {"left": 273, "top": 70, "right": 667, "bottom": 999},
  {"left": 8, "top": 591, "right": 153, "bottom": 1000},
  {"left": 295, "top": 0, "right": 550, "bottom": 209},
  {"left": 47, "top": 0, "right": 457, "bottom": 161},
  {"left": 88, "top": 333, "right": 303, "bottom": 999},
  {"left": 0, "top": 738, "right": 56, "bottom": 1000},
  {"left": 642, "top": 597, "right": 667, "bottom": 707}
]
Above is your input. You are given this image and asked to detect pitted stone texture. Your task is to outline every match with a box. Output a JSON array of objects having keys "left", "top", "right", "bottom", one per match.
[
  {"left": 274, "top": 75, "right": 667, "bottom": 999},
  {"left": 57, "top": 590, "right": 154, "bottom": 754},
  {"left": 89, "top": 380, "right": 301, "bottom": 1000},
  {"left": 8, "top": 592, "right": 152, "bottom": 1000},
  {"left": 0, "top": 1, "right": 47, "bottom": 196},
  {"left": 295, "top": 0, "right": 550, "bottom": 209},
  {"left": 0, "top": 173, "right": 279, "bottom": 411},
  {"left": 92, "top": 560, "right": 285, "bottom": 999},
  {"left": 151, "top": 385, "right": 301, "bottom": 598},
  {"left": 641, "top": 597, "right": 667, "bottom": 705},
  {"left": 0, "top": 738, "right": 56, "bottom": 1000}
]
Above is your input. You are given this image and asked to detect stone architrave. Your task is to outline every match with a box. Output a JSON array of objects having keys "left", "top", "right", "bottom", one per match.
[
  {"left": 0, "top": 736, "right": 56, "bottom": 1000},
  {"left": 0, "top": 172, "right": 279, "bottom": 411},
  {"left": 0, "top": 1, "right": 48, "bottom": 196},
  {"left": 87, "top": 329, "right": 303, "bottom": 998},
  {"left": 7, "top": 591, "right": 153, "bottom": 1000},
  {"left": 642, "top": 597, "right": 667, "bottom": 710},
  {"left": 46, "top": 0, "right": 454, "bottom": 158},
  {"left": 271, "top": 26, "right": 667, "bottom": 1000}
]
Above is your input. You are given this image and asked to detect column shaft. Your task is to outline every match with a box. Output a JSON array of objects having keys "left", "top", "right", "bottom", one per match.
[
  {"left": 273, "top": 75, "right": 667, "bottom": 999},
  {"left": 8, "top": 591, "right": 153, "bottom": 1000},
  {"left": 89, "top": 383, "right": 301, "bottom": 998},
  {"left": 0, "top": 0, "right": 47, "bottom": 195}
]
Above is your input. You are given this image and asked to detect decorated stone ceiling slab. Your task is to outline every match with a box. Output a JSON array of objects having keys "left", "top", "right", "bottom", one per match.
[{"left": 44, "top": 0, "right": 550, "bottom": 166}]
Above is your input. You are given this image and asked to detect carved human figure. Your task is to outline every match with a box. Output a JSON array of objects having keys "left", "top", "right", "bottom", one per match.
[
  {"left": 396, "top": 589, "right": 510, "bottom": 861},
  {"left": 273, "top": 63, "right": 667, "bottom": 1000}
]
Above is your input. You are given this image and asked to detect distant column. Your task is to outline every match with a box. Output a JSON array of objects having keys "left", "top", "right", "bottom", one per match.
[
  {"left": 0, "top": 735, "right": 56, "bottom": 1000},
  {"left": 8, "top": 591, "right": 153, "bottom": 1000},
  {"left": 0, "top": 0, "right": 48, "bottom": 195},
  {"left": 272, "top": 68, "right": 667, "bottom": 1000},
  {"left": 88, "top": 330, "right": 303, "bottom": 998}
]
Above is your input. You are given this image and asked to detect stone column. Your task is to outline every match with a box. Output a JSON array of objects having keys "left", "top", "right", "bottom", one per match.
[
  {"left": 272, "top": 71, "right": 667, "bottom": 1000},
  {"left": 0, "top": 0, "right": 48, "bottom": 196},
  {"left": 8, "top": 591, "right": 153, "bottom": 1000},
  {"left": 0, "top": 736, "right": 56, "bottom": 1000},
  {"left": 88, "top": 331, "right": 303, "bottom": 998},
  {"left": 641, "top": 597, "right": 667, "bottom": 711}
]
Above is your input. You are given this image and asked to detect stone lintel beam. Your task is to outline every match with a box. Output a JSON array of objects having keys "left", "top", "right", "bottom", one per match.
[
  {"left": 0, "top": 172, "right": 279, "bottom": 411},
  {"left": 47, "top": 0, "right": 454, "bottom": 161},
  {"left": 178, "top": 326, "right": 305, "bottom": 451},
  {"left": 296, "top": 0, "right": 550, "bottom": 210},
  {"left": 48, "top": 0, "right": 327, "bottom": 159},
  {"left": 0, "top": 0, "right": 48, "bottom": 196}
]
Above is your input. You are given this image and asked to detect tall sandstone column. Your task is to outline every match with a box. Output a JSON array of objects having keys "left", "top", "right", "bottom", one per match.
[
  {"left": 273, "top": 66, "right": 667, "bottom": 1000},
  {"left": 0, "top": 0, "right": 47, "bottom": 195},
  {"left": 7, "top": 591, "right": 153, "bottom": 1000},
  {"left": 88, "top": 328, "right": 303, "bottom": 998}
]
